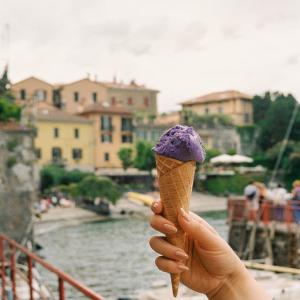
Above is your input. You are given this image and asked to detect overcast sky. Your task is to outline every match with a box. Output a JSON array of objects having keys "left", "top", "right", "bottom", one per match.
[{"left": 0, "top": 0, "right": 300, "bottom": 111}]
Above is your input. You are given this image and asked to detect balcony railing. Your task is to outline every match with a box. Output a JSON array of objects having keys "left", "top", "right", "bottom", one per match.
[{"left": 0, "top": 233, "right": 103, "bottom": 300}]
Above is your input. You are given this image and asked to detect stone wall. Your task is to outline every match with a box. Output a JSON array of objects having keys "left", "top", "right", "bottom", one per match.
[{"left": 0, "top": 126, "right": 38, "bottom": 244}]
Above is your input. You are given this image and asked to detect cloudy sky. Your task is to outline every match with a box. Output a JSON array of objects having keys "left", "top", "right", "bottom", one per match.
[{"left": 0, "top": 0, "right": 300, "bottom": 111}]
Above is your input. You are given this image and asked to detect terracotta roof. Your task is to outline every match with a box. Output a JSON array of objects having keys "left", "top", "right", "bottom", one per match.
[
  {"left": 100, "top": 80, "right": 159, "bottom": 92},
  {"left": 182, "top": 90, "right": 252, "bottom": 105},
  {"left": 155, "top": 111, "right": 180, "bottom": 126},
  {"left": 0, "top": 122, "right": 31, "bottom": 132},
  {"left": 36, "top": 106, "right": 92, "bottom": 124},
  {"left": 12, "top": 76, "right": 53, "bottom": 87},
  {"left": 79, "top": 103, "right": 133, "bottom": 115}
]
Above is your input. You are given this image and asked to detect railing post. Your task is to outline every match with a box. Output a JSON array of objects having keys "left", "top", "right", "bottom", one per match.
[
  {"left": 59, "top": 277, "right": 65, "bottom": 300},
  {"left": 10, "top": 245, "right": 17, "bottom": 300},
  {"left": 0, "top": 237, "right": 6, "bottom": 300},
  {"left": 27, "top": 256, "right": 34, "bottom": 300}
]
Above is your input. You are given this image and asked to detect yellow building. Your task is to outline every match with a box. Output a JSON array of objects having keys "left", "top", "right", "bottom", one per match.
[
  {"left": 34, "top": 103, "right": 95, "bottom": 171},
  {"left": 181, "top": 90, "right": 253, "bottom": 126},
  {"left": 79, "top": 103, "right": 134, "bottom": 169}
]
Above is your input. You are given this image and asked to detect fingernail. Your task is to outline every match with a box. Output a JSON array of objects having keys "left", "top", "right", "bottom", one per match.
[
  {"left": 178, "top": 263, "right": 189, "bottom": 271},
  {"left": 152, "top": 201, "right": 158, "bottom": 210},
  {"left": 179, "top": 208, "right": 190, "bottom": 222},
  {"left": 163, "top": 223, "right": 177, "bottom": 233},
  {"left": 175, "top": 250, "right": 188, "bottom": 259}
]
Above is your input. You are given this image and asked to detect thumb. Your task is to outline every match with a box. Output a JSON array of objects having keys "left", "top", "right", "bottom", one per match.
[{"left": 178, "top": 208, "right": 225, "bottom": 251}]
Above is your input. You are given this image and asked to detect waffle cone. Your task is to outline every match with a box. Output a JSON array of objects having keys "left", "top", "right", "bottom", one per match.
[{"left": 155, "top": 154, "right": 196, "bottom": 297}]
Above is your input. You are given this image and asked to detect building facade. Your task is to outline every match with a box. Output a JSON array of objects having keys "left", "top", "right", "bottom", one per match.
[
  {"left": 181, "top": 90, "right": 253, "bottom": 126},
  {"left": 79, "top": 103, "right": 134, "bottom": 169},
  {"left": 34, "top": 103, "right": 95, "bottom": 171},
  {"left": 11, "top": 76, "right": 159, "bottom": 117}
]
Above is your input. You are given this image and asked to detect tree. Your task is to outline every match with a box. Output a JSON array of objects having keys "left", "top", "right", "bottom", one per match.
[
  {"left": 74, "top": 175, "right": 121, "bottom": 204},
  {"left": 252, "top": 92, "right": 272, "bottom": 124},
  {"left": 0, "top": 65, "right": 10, "bottom": 97},
  {"left": 134, "top": 141, "right": 155, "bottom": 174},
  {"left": 117, "top": 147, "right": 133, "bottom": 170},
  {"left": 0, "top": 98, "right": 21, "bottom": 122},
  {"left": 255, "top": 92, "right": 300, "bottom": 150}
]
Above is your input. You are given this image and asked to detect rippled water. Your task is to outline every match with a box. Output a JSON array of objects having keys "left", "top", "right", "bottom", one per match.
[{"left": 37, "top": 211, "right": 227, "bottom": 300}]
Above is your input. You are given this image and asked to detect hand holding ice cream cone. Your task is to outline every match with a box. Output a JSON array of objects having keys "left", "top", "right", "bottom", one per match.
[{"left": 152, "top": 125, "right": 205, "bottom": 297}]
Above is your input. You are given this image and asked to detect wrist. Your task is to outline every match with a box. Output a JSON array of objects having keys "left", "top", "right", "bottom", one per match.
[{"left": 209, "top": 266, "right": 270, "bottom": 300}]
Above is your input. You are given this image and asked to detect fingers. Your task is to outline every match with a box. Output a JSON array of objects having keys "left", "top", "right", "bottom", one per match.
[
  {"left": 150, "top": 214, "right": 178, "bottom": 235},
  {"left": 178, "top": 208, "right": 226, "bottom": 250},
  {"left": 155, "top": 256, "right": 189, "bottom": 274},
  {"left": 149, "top": 236, "right": 188, "bottom": 261},
  {"left": 151, "top": 200, "right": 163, "bottom": 214}
]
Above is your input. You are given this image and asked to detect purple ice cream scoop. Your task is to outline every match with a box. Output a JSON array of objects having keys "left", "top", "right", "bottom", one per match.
[{"left": 153, "top": 125, "right": 205, "bottom": 162}]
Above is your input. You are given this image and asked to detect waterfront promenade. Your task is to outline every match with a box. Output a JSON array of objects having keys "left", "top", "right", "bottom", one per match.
[{"left": 34, "top": 192, "right": 226, "bottom": 235}]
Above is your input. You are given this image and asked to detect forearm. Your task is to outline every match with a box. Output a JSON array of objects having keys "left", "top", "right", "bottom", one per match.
[{"left": 209, "top": 267, "right": 271, "bottom": 300}]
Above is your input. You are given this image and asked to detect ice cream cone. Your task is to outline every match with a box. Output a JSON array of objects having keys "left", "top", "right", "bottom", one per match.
[{"left": 155, "top": 153, "right": 196, "bottom": 297}]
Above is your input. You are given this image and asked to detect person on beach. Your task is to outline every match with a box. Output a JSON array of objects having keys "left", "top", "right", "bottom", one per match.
[{"left": 149, "top": 200, "right": 271, "bottom": 300}]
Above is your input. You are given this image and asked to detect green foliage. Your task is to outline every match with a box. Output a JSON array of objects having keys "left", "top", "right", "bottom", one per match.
[
  {"left": 254, "top": 92, "right": 300, "bottom": 150},
  {"left": 0, "top": 66, "right": 10, "bottom": 96},
  {"left": 252, "top": 92, "right": 272, "bottom": 124},
  {"left": 6, "top": 156, "right": 17, "bottom": 169},
  {"left": 6, "top": 138, "right": 19, "bottom": 151},
  {"left": 73, "top": 176, "right": 121, "bottom": 204},
  {"left": 117, "top": 147, "right": 133, "bottom": 170},
  {"left": 182, "top": 110, "right": 233, "bottom": 128},
  {"left": 227, "top": 148, "right": 237, "bottom": 155},
  {"left": 134, "top": 141, "right": 155, "bottom": 173},
  {"left": 40, "top": 165, "right": 91, "bottom": 191},
  {"left": 0, "top": 98, "right": 21, "bottom": 122},
  {"left": 205, "top": 148, "right": 221, "bottom": 162},
  {"left": 200, "top": 174, "right": 265, "bottom": 196}
]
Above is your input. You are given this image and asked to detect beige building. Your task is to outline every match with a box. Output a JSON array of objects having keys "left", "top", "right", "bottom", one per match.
[
  {"left": 79, "top": 103, "right": 134, "bottom": 169},
  {"left": 11, "top": 76, "right": 54, "bottom": 106},
  {"left": 181, "top": 90, "right": 253, "bottom": 126},
  {"left": 11, "top": 76, "right": 159, "bottom": 117}
]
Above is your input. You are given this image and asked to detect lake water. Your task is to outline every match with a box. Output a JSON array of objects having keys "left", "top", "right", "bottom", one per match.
[{"left": 37, "top": 211, "right": 227, "bottom": 300}]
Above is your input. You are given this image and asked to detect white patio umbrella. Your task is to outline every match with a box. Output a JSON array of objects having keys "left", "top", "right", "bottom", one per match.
[
  {"left": 231, "top": 154, "right": 253, "bottom": 164},
  {"left": 210, "top": 154, "right": 233, "bottom": 164}
]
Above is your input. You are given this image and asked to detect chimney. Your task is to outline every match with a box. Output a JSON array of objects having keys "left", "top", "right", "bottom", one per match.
[
  {"left": 113, "top": 73, "right": 117, "bottom": 83},
  {"left": 94, "top": 74, "right": 98, "bottom": 82},
  {"left": 86, "top": 72, "right": 90, "bottom": 79}
]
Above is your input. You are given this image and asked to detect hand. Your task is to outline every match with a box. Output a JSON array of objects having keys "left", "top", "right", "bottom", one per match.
[{"left": 149, "top": 200, "right": 271, "bottom": 299}]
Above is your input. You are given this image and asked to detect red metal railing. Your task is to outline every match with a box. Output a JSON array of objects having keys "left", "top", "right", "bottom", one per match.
[
  {"left": 228, "top": 198, "right": 300, "bottom": 226},
  {"left": 0, "top": 233, "right": 104, "bottom": 300}
]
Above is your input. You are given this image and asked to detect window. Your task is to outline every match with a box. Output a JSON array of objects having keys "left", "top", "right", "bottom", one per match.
[
  {"left": 33, "top": 90, "right": 47, "bottom": 102},
  {"left": 121, "top": 117, "right": 133, "bottom": 131},
  {"left": 144, "top": 97, "right": 149, "bottom": 107},
  {"left": 101, "top": 116, "right": 112, "bottom": 131},
  {"left": 74, "top": 92, "right": 79, "bottom": 102},
  {"left": 101, "top": 134, "right": 112, "bottom": 143},
  {"left": 52, "top": 147, "right": 62, "bottom": 160},
  {"left": 54, "top": 128, "right": 59, "bottom": 138},
  {"left": 127, "top": 97, "right": 133, "bottom": 105},
  {"left": 218, "top": 106, "right": 223, "bottom": 114},
  {"left": 20, "top": 89, "right": 26, "bottom": 100},
  {"left": 92, "top": 92, "right": 97, "bottom": 103},
  {"left": 244, "top": 113, "right": 250, "bottom": 123},
  {"left": 35, "top": 148, "right": 41, "bottom": 159},
  {"left": 205, "top": 107, "right": 210, "bottom": 114},
  {"left": 122, "top": 134, "right": 133, "bottom": 143},
  {"left": 104, "top": 152, "right": 110, "bottom": 161},
  {"left": 74, "top": 128, "right": 79, "bottom": 139},
  {"left": 72, "top": 148, "right": 82, "bottom": 160},
  {"left": 111, "top": 97, "right": 116, "bottom": 106}
]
